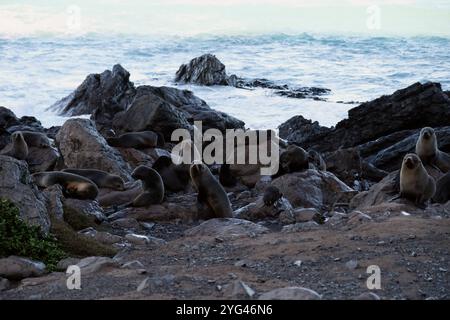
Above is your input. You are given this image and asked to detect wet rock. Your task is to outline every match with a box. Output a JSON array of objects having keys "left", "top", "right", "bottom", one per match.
[
  {"left": 56, "top": 118, "right": 131, "bottom": 180},
  {"left": 185, "top": 218, "right": 269, "bottom": 240},
  {"left": 175, "top": 54, "right": 229, "bottom": 86},
  {"left": 0, "top": 256, "right": 46, "bottom": 280},
  {"left": 49, "top": 64, "right": 135, "bottom": 120},
  {"left": 271, "top": 170, "right": 353, "bottom": 209},
  {"left": 259, "top": 287, "right": 321, "bottom": 300},
  {"left": 0, "top": 155, "right": 50, "bottom": 233}
]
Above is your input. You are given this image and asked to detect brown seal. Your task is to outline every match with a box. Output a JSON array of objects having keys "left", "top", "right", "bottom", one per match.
[
  {"left": 130, "top": 165, "right": 164, "bottom": 207},
  {"left": 62, "top": 168, "right": 125, "bottom": 191},
  {"left": 0, "top": 131, "right": 28, "bottom": 160},
  {"left": 106, "top": 131, "right": 164, "bottom": 149},
  {"left": 19, "top": 131, "right": 51, "bottom": 148},
  {"left": 400, "top": 153, "right": 436, "bottom": 207},
  {"left": 263, "top": 186, "right": 283, "bottom": 206},
  {"left": 32, "top": 171, "right": 98, "bottom": 200},
  {"left": 190, "top": 163, "right": 233, "bottom": 219},
  {"left": 152, "top": 155, "right": 190, "bottom": 192},
  {"left": 416, "top": 127, "right": 450, "bottom": 173}
]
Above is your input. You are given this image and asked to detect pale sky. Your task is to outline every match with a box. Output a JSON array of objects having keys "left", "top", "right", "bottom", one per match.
[{"left": 0, "top": 0, "right": 449, "bottom": 37}]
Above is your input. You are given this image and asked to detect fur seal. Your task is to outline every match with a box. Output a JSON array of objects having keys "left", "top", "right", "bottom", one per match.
[
  {"left": 32, "top": 171, "right": 98, "bottom": 200},
  {"left": 152, "top": 155, "right": 191, "bottom": 192},
  {"left": 263, "top": 186, "right": 283, "bottom": 206},
  {"left": 190, "top": 163, "right": 233, "bottom": 219},
  {"left": 19, "top": 131, "right": 51, "bottom": 148},
  {"left": 106, "top": 131, "right": 164, "bottom": 149},
  {"left": 273, "top": 144, "right": 309, "bottom": 177},
  {"left": 400, "top": 153, "right": 436, "bottom": 206},
  {"left": 62, "top": 168, "right": 125, "bottom": 191},
  {"left": 308, "top": 149, "right": 326, "bottom": 171},
  {"left": 219, "top": 163, "right": 238, "bottom": 187},
  {"left": 433, "top": 172, "right": 450, "bottom": 204},
  {"left": 0, "top": 131, "right": 28, "bottom": 160},
  {"left": 416, "top": 127, "right": 450, "bottom": 173},
  {"left": 130, "top": 165, "right": 164, "bottom": 207}
]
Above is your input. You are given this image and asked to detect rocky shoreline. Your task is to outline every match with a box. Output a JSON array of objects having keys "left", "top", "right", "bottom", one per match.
[{"left": 1, "top": 57, "right": 449, "bottom": 300}]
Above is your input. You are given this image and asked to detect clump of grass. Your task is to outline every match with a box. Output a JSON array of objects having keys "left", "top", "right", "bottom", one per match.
[{"left": 0, "top": 199, "right": 67, "bottom": 271}]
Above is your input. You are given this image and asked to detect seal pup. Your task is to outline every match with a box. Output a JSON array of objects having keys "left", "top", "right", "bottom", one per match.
[
  {"left": 190, "top": 163, "right": 233, "bottom": 219},
  {"left": 32, "top": 171, "right": 98, "bottom": 200},
  {"left": 62, "top": 168, "right": 125, "bottom": 191},
  {"left": 0, "top": 131, "right": 28, "bottom": 160},
  {"left": 399, "top": 153, "right": 436, "bottom": 207},
  {"left": 106, "top": 131, "right": 164, "bottom": 149},
  {"left": 416, "top": 127, "right": 450, "bottom": 173},
  {"left": 263, "top": 186, "right": 283, "bottom": 206},
  {"left": 130, "top": 165, "right": 165, "bottom": 207},
  {"left": 433, "top": 172, "right": 450, "bottom": 204}
]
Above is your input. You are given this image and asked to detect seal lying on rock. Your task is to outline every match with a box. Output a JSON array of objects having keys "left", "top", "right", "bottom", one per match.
[
  {"left": 0, "top": 132, "right": 28, "bottom": 160},
  {"left": 19, "top": 131, "right": 51, "bottom": 148},
  {"left": 190, "top": 163, "right": 233, "bottom": 219},
  {"left": 433, "top": 172, "right": 450, "bottom": 204},
  {"left": 273, "top": 145, "right": 309, "bottom": 178},
  {"left": 399, "top": 153, "right": 436, "bottom": 207},
  {"left": 32, "top": 171, "right": 99, "bottom": 200},
  {"left": 416, "top": 127, "right": 450, "bottom": 173},
  {"left": 62, "top": 168, "right": 125, "bottom": 191},
  {"left": 106, "top": 131, "right": 164, "bottom": 149}
]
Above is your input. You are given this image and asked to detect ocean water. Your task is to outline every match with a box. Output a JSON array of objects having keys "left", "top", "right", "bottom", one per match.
[{"left": 0, "top": 33, "right": 449, "bottom": 129}]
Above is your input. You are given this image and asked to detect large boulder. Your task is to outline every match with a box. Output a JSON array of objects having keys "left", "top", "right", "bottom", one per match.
[
  {"left": 280, "top": 82, "right": 450, "bottom": 152},
  {"left": 0, "top": 155, "right": 50, "bottom": 233},
  {"left": 175, "top": 54, "right": 229, "bottom": 86},
  {"left": 0, "top": 256, "right": 46, "bottom": 280},
  {"left": 56, "top": 119, "right": 131, "bottom": 180},
  {"left": 271, "top": 170, "right": 353, "bottom": 209},
  {"left": 49, "top": 64, "right": 135, "bottom": 118}
]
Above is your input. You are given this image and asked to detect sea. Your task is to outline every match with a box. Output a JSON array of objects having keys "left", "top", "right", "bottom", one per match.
[{"left": 0, "top": 33, "right": 449, "bottom": 129}]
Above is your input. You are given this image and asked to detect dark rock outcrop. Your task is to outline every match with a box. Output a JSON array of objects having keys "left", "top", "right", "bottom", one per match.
[
  {"left": 175, "top": 54, "right": 230, "bottom": 86},
  {"left": 49, "top": 64, "right": 135, "bottom": 118},
  {"left": 280, "top": 82, "right": 450, "bottom": 152}
]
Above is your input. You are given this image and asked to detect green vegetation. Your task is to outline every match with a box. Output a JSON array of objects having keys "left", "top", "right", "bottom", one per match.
[{"left": 0, "top": 199, "right": 67, "bottom": 271}]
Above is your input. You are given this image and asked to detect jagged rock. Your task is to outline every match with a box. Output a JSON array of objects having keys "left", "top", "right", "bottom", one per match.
[
  {"left": 258, "top": 287, "right": 321, "bottom": 300},
  {"left": 49, "top": 64, "right": 135, "bottom": 119},
  {"left": 271, "top": 170, "right": 353, "bottom": 209},
  {"left": 175, "top": 54, "right": 229, "bottom": 86},
  {"left": 185, "top": 218, "right": 269, "bottom": 240},
  {"left": 278, "top": 115, "right": 331, "bottom": 146},
  {"left": 234, "top": 197, "right": 294, "bottom": 224},
  {"left": 0, "top": 256, "right": 46, "bottom": 280},
  {"left": 56, "top": 257, "right": 80, "bottom": 271},
  {"left": 42, "top": 185, "right": 65, "bottom": 221},
  {"left": 112, "top": 86, "right": 191, "bottom": 140},
  {"left": 0, "top": 155, "right": 50, "bottom": 233},
  {"left": 223, "top": 280, "right": 256, "bottom": 299},
  {"left": 56, "top": 118, "right": 131, "bottom": 180},
  {"left": 279, "top": 82, "right": 450, "bottom": 152}
]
